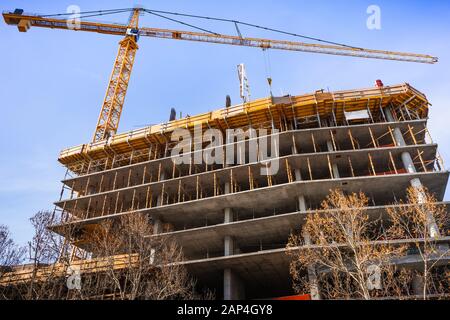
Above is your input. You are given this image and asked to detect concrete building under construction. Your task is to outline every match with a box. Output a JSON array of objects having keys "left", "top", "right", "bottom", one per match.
[
  {"left": 39, "top": 82, "right": 447, "bottom": 299},
  {"left": 2, "top": 8, "right": 449, "bottom": 300}
]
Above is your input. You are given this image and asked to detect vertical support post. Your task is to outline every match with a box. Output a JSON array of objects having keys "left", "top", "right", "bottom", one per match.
[
  {"left": 127, "top": 169, "right": 132, "bottom": 187},
  {"left": 113, "top": 171, "right": 118, "bottom": 190},
  {"left": 142, "top": 165, "right": 147, "bottom": 184},
  {"left": 327, "top": 139, "right": 340, "bottom": 178},
  {"left": 348, "top": 129, "right": 356, "bottom": 150},
  {"left": 101, "top": 195, "right": 107, "bottom": 216},
  {"left": 368, "top": 127, "right": 379, "bottom": 148},
  {"left": 223, "top": 181, "right": 244, "bottom": 300},
  {"left": 368, "top": 153, "right": 376, "bottom": 176},
  {"left": 145, "top": 187, "right": 151, "bottom": 208},
  {"left": 389, "top": 151, "right": 398, "bottom": 174},
  {"left": 307, "top": 157, "right": 313, "bottom": 180},
  {"left": 99, "top": 175, "right": 105, "bottom": 193},
  {"left": 311, "top": 133, "right": 317, "bottom": 153},
  {"left": 348, "top": 156, "right": 355, "bottom": 177}
]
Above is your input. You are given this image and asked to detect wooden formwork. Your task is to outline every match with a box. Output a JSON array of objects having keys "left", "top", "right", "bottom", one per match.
[{"left": 58, "top": 83, "right": 428, "bottom": 173}]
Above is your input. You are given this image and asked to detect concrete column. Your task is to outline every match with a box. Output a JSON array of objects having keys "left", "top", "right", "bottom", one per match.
[
  {"left": 224, "top": 208, "right": 235, "bottom": 257},
  {"left": 410, "top": 178, "right": 440, "bottom": 238},
  {"left": 224, "top": 269, "right": 245, "bottom": 300},
  {"left": 224, "top": 236, "right": 234, "bottom": 256},
  {"left": 302, "top": 233, "right": 321, "bottom": 300},
  {"left": 298, "top": 194, "right": 320, "bottom": 299},
  {"left": 298, "top": 194, "right": 307, "bottom": 212},
  {"left": 291, "top": 145, "right": 320, "bottom": 299},
  {"left": 384, "top": 107, "right": 440, "bottom": 238},
  {"left": 223, "top": 181, "right": 245, "bottom": 299},
  {"left": 293, "top": 166, "right": 307, "bottom": 212},
  {"left": 294, "top": 168, "right": 302, "bottom": 183},
  {"left": 153, "top": 219, "right": 163, "bottom": 235},
  {"left": 224, "top": 207, "right": 233, "bottom": 223},
  {"left": 327, "top": 140, "right": 340, "bottom": 178},
  {"left": 402, "top": 152, "right": 417, "bottom": 174},
  {"left": 223, "top": 183, "right": 235, "bottom": 255},
  {"left": 386, "top": 112, "right": 418, "bottom": 175},
  {"left": 385, "top": 107, "right": 417, "bottom": 173}
]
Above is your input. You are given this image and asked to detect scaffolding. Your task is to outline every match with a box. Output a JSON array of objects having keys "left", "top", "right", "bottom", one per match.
[
  {"left": 1, "top": 83, "right": 448, "bottom": 299},
  {"left": 58, "top": 83, "right": 428, "bottom": 173},
  {"left": 39, "top": 83, "right": 445, "bottom": 263}
]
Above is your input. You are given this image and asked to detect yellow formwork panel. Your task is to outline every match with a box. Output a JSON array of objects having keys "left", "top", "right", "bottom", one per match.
[
  {"left": 0, "top": 253, "right": 139, "bottom": 285},
  {"left": 58, "top": 83, "right": 428, "bottom": 167}
]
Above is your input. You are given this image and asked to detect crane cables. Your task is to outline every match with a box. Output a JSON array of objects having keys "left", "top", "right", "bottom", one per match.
[
  {"left": 39, "top": 8, "right": 134, "bottom": 20},
  {"left": 34, "top": 7, "right": 361, "bottom": 49},
  {"left": 144, "top": 10, "right": 220, "bottom": 35},
  {"left": 142, "top": 8, "right": 363, "bottom": 50}
]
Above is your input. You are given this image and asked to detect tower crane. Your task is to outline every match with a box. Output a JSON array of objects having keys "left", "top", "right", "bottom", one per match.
[{"left": 3, "top": 7, "right": 438, "bottom": 143}]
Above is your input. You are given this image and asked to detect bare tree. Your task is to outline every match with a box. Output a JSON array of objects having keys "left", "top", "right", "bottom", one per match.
[
  {"left": 23, "top": 211, "right": 66, "bottom": 299},
  {"left": 0, "top": 212, "right": 70, "bottom": 300},
  {"left": 1, "top": 211, "right": 214, "bottom": 300},
  {"left": 0, "top": 225, "right": 25, "bottom": 299},
  {"left": 78, "top": 213, "right": 209, "bottom": 300},
  {"left": 28, "top": 211, "right": 62, "bottom": 265},
  {"left": 0, "top": 225, "right": 25, "bottom": 272},
  {"left": 387, "top": 186, "right": 450, "bottom": 299},
  {"left": 287, "top": 190, "right": 406, "bottom": 300}
]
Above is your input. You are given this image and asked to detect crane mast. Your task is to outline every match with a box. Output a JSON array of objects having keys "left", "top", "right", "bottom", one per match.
[
  {"left": 2, "top": 8, "right": 438, "bottom": 143},
  {"left": 93, "top": 9, "right": 140, "bottom": 142}
]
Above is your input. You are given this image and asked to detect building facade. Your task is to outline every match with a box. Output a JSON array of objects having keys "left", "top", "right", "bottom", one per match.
[{"left": 6, "top": 83, "right": 448, "bottom": 299}]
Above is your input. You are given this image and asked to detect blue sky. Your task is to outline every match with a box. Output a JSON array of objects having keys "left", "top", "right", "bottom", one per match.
[{"left": 1, "top": 0, "right": 449, "bottom": 246}]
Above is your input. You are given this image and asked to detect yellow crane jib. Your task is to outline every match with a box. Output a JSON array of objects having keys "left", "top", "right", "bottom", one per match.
[{"left": 2, "top": 7, "right": 439, "bottom": 144}]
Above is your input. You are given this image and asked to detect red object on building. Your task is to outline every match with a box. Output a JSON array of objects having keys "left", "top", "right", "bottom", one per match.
[{"left": 375, "top": 79, "right": 384, "bottom": 88}]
